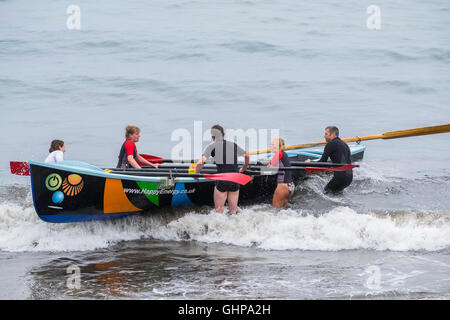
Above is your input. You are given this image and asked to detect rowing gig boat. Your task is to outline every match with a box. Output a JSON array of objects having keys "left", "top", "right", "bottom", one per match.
[{"left": 29, "top": 145, "right": 365, "bottom": 223}]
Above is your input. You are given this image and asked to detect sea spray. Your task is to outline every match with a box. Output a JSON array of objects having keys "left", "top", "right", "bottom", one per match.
[
  {"left": 1, "top": 201, "right": 449, "bottom": 252},
  {"left": 0, "top": 202, "right": 147, "bottom": 252},
  {"left": 152, "top": 207, "right": 450, "bottom": 251}
]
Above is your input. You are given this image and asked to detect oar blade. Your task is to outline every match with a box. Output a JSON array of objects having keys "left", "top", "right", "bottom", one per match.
[
  {"left": 139, "top": 154, "right": 165, "bottom": 164},
  {"left": 10, "top": 161, "right": 30, "bottom": 176},
  {"left": 203, "top": 173, "right": 253, "bottom": 185},
  {"left": 382, "top": 124, "right": 450, "bottom": 140}
]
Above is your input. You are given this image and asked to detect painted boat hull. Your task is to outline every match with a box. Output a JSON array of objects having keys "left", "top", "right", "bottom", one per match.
[{"left": 30, "top": 145, "right": 365, "bottom": 223}]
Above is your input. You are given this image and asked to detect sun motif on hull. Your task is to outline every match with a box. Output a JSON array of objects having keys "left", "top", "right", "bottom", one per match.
[{"left": 62, "top": 174, "right": 84, "bottom": 196}]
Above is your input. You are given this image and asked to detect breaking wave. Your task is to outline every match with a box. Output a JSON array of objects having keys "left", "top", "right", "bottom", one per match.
[{"left": 0, "top": 201, "right": 448, "bottom": 253}]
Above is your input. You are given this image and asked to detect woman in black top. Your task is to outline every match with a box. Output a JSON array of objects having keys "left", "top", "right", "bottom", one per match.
[
  {"left": 195, "top": 125, "right": 250, "bottom": 214},
  {"left": 268, "top": 138, "right": 295, "bottom": 208}
]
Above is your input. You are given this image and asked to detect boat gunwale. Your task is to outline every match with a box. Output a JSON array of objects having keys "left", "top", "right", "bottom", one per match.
[
  {"left": 29, "top": 144, "right": 366, "bottom": 182},
  {"left": 29, "top": 160, "right": 211, "bottom": 183}
]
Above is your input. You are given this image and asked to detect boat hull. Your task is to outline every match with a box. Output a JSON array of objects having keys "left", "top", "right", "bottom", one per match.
[
  {"left": 30, "top": 163, "right": 281, "bottom": 223},
  {"left": 30, "top": 144, "right": 365, "bottom": 222}
]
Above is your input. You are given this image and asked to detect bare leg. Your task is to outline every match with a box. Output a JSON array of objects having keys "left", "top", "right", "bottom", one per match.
[
  {"left": 214, "top": 187, "right": 227, "bottom": 213},
  {"left": 272, "top": 184, "right": 290, "bottom": 208},
  {"left": 226, "top": 190, "right": 240, "bottom": 214}
]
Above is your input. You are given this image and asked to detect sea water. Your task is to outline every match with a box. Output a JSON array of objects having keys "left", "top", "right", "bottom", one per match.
[{"left": 0, "top": 0, "right": 449, "bottom": 299}]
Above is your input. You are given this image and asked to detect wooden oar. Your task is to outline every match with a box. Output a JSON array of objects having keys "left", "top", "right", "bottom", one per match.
[
  {"left": 12, "top": 124, "right": 447, "bottom": 175},
  {"left": 248, "top": 124, "right": 450, "bottom": 155}
]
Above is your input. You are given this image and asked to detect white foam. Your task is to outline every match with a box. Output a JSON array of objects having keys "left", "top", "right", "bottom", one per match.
[
  {"left": 149, "top": 206, "right": 450, "bottom": 252},
  {"left": 0, "top": 202, "right": 449, "bottom": 252},
  {"left": 0, "top": 202, "right": 160, "bottom": 252},
  {"left": 353, "top": 161, "right": 397, "bottom": 183}
]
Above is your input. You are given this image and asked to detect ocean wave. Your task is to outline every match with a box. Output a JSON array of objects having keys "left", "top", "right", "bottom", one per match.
[
  {"left": 76, "top": 40, "right": 124, "bottom": 49},
  {"left": 358, "top": 47, "right": 450, "bottom": 63},
  {"left": 0, "top": 201, "right": 448, "bottom": 253},
  {"left": 156, "top": 207, "right": 450, "bottom": 251},
  {"left": 0, "top": 201, "right": 152, "bottom": 252},
  {"left": 363, "top": 80, "right": 436, "bottom": 94},
  {"left": 421, "top": 48, "right": 450, "bottom": 62},
  {"left": 1, "top": 162, "right": 449, "bottom": 253},
  {"left": 0, "top": 39, "right": 39, "bottom": 56},
  {"left": 219, "top": 40, "right": 293, "bottom": 55},
  {"left": 165, "top": 52, "right": 211, "bottom": 61}
]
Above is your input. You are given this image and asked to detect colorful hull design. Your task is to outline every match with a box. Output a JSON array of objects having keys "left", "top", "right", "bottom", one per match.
[{"left": 30, "top": 145, "right": 365, "bottom": 223}]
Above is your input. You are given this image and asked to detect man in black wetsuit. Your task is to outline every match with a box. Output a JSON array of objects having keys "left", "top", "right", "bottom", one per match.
[{"left": 307, "top": 126, "right": 353, "bottom": 193}]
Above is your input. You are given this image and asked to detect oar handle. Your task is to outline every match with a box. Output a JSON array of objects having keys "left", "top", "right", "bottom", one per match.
[
  {"left": 248, "top": 164, "right": 358, "bottom": 171},
  {"left": 289, "top": 161, "right": 354, "bottom": 167},
  {"left": 108, "top": 170, "right": 207, "bottom": 178},
  {"left": 107, "top": 167, "right": 218, "bottom": 174}
]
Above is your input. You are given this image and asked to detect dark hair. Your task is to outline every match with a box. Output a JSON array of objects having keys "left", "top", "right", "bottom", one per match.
[
  {"left": 211, "top": 124, "right": 225, "bottom": 140},
  {"left": 325, "top": 126, "right": 339, "bottom": 137},
  {"left": 49, "top": 140, "right": 64, "bottom": 153}
]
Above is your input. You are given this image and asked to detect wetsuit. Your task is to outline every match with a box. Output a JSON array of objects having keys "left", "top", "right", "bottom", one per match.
[
  {"left": 117, "top": 140, "right": 138, "bottom": 168},
  {"left": 318, "top": 137, "right": 353, "bottom": 193},
  {"left": 269, "top": 151, "right": 295, "bottom": 195},
  {"left": 203, "top": 140, "right": 246, "bottom": 192}
]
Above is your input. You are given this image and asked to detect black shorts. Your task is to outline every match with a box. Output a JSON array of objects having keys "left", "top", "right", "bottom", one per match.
[
  {"left": 215, "top": 181, "right": 240, "bottom": 192},
  {"left": 325, "top": 171, "right": 353, "bottom": 194}
]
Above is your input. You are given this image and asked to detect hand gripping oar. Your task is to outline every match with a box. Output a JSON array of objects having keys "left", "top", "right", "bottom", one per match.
[{"left": 248, "top": 124, "right": 450, "bottom": 155}]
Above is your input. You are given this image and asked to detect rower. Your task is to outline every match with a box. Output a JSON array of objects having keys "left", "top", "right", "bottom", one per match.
[
  {"left": 196, "top": 124, "right": 250, "bottom": 214},
  {"left": 306, "top": 126, "right": 353, "bottom": 193},
  {"left": 116, "top": 125, "right": 159, "bottom": 169},
  {"left": 268, "top": 138, "right": 295, "bottom": 207},
  {"left": 45, "top": 139, "right": 66, "bottom": 163}
]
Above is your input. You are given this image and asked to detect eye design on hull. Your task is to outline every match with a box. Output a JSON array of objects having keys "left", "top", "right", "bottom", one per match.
[{"left": 62, "top": 174, "right": 84, "bottom": 196}]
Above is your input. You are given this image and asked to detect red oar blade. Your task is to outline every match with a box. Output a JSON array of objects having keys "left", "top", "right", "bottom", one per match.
[
  {"left": 139, "top": 154, "right": 164, "bottom": 164},
  {"left": 305, "top": 164, "right": 358, "bottom": 173},
  {"left": 203, "top": 172, "right": 253, "bottom": 185},
  {"left": 10, "top": 161, "right": 30, "bottom": 176}
]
